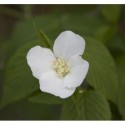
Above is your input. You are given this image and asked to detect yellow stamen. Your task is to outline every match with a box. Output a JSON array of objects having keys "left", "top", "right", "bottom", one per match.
[{"left": 53, "top": 58, "right": 70, "bottom": 78}]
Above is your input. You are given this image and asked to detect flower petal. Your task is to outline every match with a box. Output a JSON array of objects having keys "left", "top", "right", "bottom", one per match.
[
  {"left": 27, "top": 46, "right": 55, "bottom": 79},
  {"left": 53, "top": 30, "right": 85, "bottom": 60},
  {"left": 39, "top": 70, "right": 76, "bottom": 99},
  {"left": 64, "top": 55, "right": 89, "bottom": 88}
]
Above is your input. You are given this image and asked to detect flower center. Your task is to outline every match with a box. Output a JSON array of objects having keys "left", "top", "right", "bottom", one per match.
[{"left": 53, "top": 58, "right": 70, "bottom": 78}]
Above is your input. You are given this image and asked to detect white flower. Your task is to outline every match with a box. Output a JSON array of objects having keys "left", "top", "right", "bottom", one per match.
[{"left": 26, "top": 31, "right": 89, "bottom": 99}]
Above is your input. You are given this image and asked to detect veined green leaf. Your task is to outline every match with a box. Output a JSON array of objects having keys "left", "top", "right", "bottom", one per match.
[
  {"left": 0, "top": 40, "right": 45, "bottom": 109},
  {"left": 61, "top": 90, "right": 111, "bottom": 120},
  {"left": 83, "top": 37, "right": 119, "bottom": 104}
]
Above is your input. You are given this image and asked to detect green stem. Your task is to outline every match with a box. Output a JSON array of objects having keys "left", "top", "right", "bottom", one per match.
[{"left": 22, "top": 5, "right": 32, "bottom": 20}]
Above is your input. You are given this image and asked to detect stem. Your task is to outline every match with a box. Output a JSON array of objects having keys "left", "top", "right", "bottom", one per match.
[{"left": 22, "top": 5, "right": 32, "bottom": 20}]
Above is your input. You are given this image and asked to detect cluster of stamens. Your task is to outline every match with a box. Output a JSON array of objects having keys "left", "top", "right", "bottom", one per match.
[{"left": 52, "top": 58, "right": 70, "bottom": 78}]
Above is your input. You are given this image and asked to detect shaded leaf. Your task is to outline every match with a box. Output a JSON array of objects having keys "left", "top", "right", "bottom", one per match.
[
  {"left": 34, "top": 23, "right": 51, "bottom": 48},
  {"left": 0, "top": 42, "right": 9, "bottom": 78},
  {"left": 29, "top": 90, "right": 64, "bottom": 105},
  {"left": 0, "top": 99, "right": 59, "bottom": 120},
  {"left": 83, "top": 37, "right": 119, "bottom": 104},
  {"left": 61, "top": 90, "right": 111, "bottom": 120},
  {"left": 117, "top": 55, "right": 125, "bottom": 119},
  {"left": 108, "top": 34, "right": 125, "bottom": 55},
  {"left": 101, "top": 5, "right": 121, "bottom": 23},
  {"left": 94, "top": 25, "right": 117, "bottom": 44},
  {"left": 0, "top": 40, "right": 46, "bottom": 109},
  {"left": 8, "top": 14, "right": 105, "bottom": 57}
]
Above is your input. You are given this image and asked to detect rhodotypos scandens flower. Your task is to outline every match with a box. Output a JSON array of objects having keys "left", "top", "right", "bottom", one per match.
[{"left": 27, "top": 31, "right": 89, "bottom": 98}]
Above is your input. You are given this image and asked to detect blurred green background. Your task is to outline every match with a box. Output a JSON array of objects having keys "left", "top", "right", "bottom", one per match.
[{"left": 0, "top": 5, "right": 125, "bottom": 120}]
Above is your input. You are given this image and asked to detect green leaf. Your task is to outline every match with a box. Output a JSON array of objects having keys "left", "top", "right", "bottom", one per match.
[
  {"left": 60, "top": 14, "right": 105, "bottom": 37},
  {"left": 0, "top": 42, "right": 9, "bottom": 76},
  {"left": 0, "top": 40, "right": 46, "bottom": 109},
  {"left": 0, "top": 41, "right": 9, "bottom": 70},
  {"left": 107, "top": 34, "right": 125, "bottom": 54},
  {"left": 83, "top": 37, "right": 119, "bottom": 104},
  {"left": 61, "top": 90, "right": 111, "bottom": 120},
  {"left": 8, "top": 16, "right": 59, "bottom": 58},
  {"left": 94, "top": 25, "right": 117, "bottom": 44},
  {"left": 34, "top": 23, "right": 51, "bottom": 48},
  {"left": 0, "top": 99, "right": 60, "bottom": 120},
  {"left": 117, "top": 55, "right": 125, "bottom": 119},
  {"left": 8, "top": 14, "right": 105, "bottom": 58},
  {"left": 29, "top": 90, "right": 64, "bottom": 105},
  {"left": 119, "top": 83, "right": 125, "bottom": 120},
  {"left": 101, "top": 5, "right": 121, "bottom": 23}
]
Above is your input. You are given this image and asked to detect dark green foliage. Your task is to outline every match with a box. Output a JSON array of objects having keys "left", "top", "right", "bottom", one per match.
[
  {"left": 84, "top": 37, "right": 119, "bottom": 104},
  {"left": 61, "top": 90, "right": 111, "bottom": 120},
  {"left": 0, "top": 5, "right": 124, "bottom": 120}
]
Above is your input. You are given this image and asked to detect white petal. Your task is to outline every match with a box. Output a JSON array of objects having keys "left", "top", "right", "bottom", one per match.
[
  {"left": 64, "top": 55, "right": 89, "bottom": 88},
  {"left": 39, "top": 70, "right": 76, "bottom": 99},
  {"left": 27, "top": 46, "right": 56, "bottom": 79},
  {"left": 53, "top": 30, "right": 85, "bottom": 60}
]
